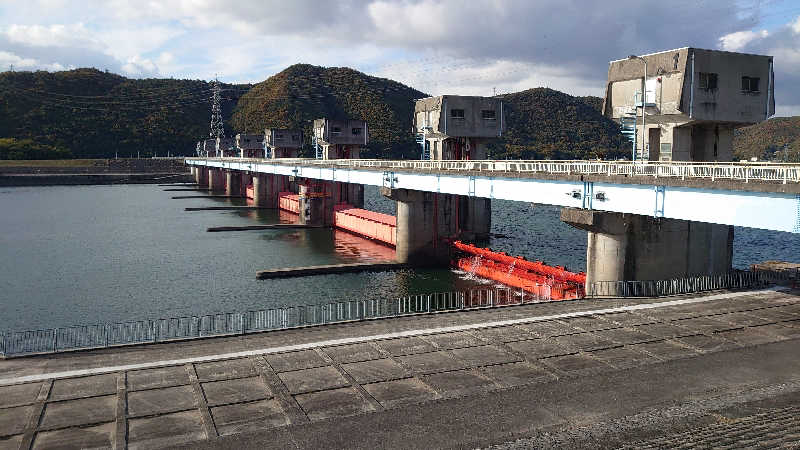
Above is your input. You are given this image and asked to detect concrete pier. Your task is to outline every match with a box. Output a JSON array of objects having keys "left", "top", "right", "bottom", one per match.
[
  {"left": 225, "top": 170, "right": 241, "bottom": 197},
  {"left": 208, "top": 168, "right": 224, "bottom": 192},
  {"left": 255, "top": 262, "right": 406, "bottom": 279},
  {"left": 382, "top": 188, "right": 459, "bottom": 265},
  {"left": 562, "top": 208, "right": 734, "bottom": 285},
  {"left": 298, "top": 183, "right": 334, "bottom": 226}
]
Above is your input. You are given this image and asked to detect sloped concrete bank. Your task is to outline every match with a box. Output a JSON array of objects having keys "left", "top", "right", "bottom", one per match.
[{"left": 0, "top": 158, "right": 191, "bottom": 186}]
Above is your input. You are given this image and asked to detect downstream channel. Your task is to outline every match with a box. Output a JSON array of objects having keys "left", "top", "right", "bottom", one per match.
[{"left": 1, "top": 184, "right": 798, "bottom": 333}]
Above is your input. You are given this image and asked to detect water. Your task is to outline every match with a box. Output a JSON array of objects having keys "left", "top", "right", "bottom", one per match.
[{"left": 1, "top": 184, "right": 798, "bottom": 332}]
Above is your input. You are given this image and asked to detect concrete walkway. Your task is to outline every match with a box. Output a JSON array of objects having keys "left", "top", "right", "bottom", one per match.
[{"left": 0, "top": 289, "right": 798, "bottom": 449}]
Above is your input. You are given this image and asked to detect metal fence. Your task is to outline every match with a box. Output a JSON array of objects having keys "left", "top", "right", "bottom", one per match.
[
  {"left": 0, "top": 287, "right": 546, "bottom": 358},
  {"left": 188, "top": 158, "right": 800, "bottom": 184},
  {"left": 585, "top": 269, "right": 793, "bottom": 298}
]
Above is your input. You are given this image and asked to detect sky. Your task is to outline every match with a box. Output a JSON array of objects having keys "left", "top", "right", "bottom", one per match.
[{"left": 1, "top": 0, "right": 799, "bottom": 116}]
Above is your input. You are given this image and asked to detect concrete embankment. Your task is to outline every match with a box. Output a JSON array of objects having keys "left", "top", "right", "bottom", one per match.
[
  {"left": 256, "top": 262, "right": 407, "bottom": 279},
  {"left": 186, "top": 206, "right": 276, "bottom": 211},
  {"left": 0, "top": 158, "right": 190, "bottom": 186},
  {"left": 208, "top": 224, "right": 326, "bottom": 232}
]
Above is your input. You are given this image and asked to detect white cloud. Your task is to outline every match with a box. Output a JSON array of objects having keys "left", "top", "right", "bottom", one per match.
[
  {"left": 792, "top": 15, "right": 800, "bottom": 34},
  {"left": 719, "top": 29, "right": 769, "bottom": 51},
  {"left": 121, "top": 55, "right": 158, "bottom": 76},
  {"left": 4, "top": 23, "right": 102, "bottom": 50}
]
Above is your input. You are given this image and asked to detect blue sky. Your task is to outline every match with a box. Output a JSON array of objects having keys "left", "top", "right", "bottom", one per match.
[{"left": 1, "top": 0, "right": 799, "bottom": 115}]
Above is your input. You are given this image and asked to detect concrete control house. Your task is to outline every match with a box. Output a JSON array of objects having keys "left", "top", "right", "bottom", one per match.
[
  {"left": 603, "top": 47, "right": 775, "bottom": 161},
  {"left": 264, "top": 128, "right": 302, "bottom": 158},
  {"left": 414, "top": 95, "right": 505, "bottom": 160},
  {"left": 312, "top": 118, "right": 368, "bottom": 159},
  {"left": 235, "top": 134, "right": 265, "bottom": 158}
]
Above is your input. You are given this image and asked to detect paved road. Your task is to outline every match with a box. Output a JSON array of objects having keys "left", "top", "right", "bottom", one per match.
[{"left": 0, "top": 288, "right": 798, "bottom": 449}]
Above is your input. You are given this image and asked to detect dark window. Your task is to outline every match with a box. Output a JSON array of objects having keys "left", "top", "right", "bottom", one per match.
[
  {"left": 481, "top": 110, "right": 496, "bottom": 120},
  {"left": 332, "top": 127, "right": 341, "bottom": 134},
  {"left": 741, "top": 76, "right": 760, "bottom": 93},
  {"left": 275, "top": 134, "right": 284, "bottom": 139},
  {"left": 291, "top": 135, "right": 298, "bottom": 141},
  {"left": 352, "top": 128, "right": 362, "bottom": 135},
  {"left": 451, "top": 109, "right": 465, "bottom": 119},
  {"left": 699, "top": 72, "right": 718, "bottom": 90}
]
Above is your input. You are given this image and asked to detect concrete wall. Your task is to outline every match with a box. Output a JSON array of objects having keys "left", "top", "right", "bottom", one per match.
[
  {"left": 313, "top": 119, "right": 369, "bottom": 146},
  {"left": 414, "top": 95, "right": 504, "bottom": 138},
  {"left": 322, "top": 144, "right": 361, "bottom": 160},
  {"left": 265, "top": 129, "right": 302, "bottom": 148}
]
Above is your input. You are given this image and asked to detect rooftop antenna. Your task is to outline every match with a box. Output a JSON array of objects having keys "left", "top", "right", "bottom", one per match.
[{"left": 209, "top": 76, "right": 225, "bottom": 139}]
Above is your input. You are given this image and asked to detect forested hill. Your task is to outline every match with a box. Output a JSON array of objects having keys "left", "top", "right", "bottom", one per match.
[
  {"left": 230, "top": 64, "right": 428, "bottom": 159},
  {"left": 0, "top": 69, "right": 247, "bottom": 159},
  {"left": 734, "top": 116, "right": 800, "bottom": 162},
  {"left": 1, "top": 65, "right": 630, "bottom": 160},
  {"left": 490, "top": 88, "right": 628, "bottom": 160}
]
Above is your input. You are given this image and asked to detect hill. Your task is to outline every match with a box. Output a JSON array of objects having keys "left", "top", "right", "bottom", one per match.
[
  {"left": 0, "top": 68, "right": 247, "bottom": 158},
  {"left": 229, "top": 64, "right": 427, "bottom": 159},
  {"left": 733, "top": 116, "right": 800, "bottom": 162},
  {"left": 490, "top": 88, "right": 629, "bottom": 160}
]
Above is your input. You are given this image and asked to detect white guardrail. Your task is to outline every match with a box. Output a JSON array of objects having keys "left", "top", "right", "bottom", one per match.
[{"left": 189, "top": 158, "right": 800, "bottom": 184}]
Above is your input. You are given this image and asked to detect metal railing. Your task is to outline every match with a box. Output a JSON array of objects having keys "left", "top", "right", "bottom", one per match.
[
  {"left": 188, "top": 158, "right": 800, "bottom": 184},
  {"left": 0, "top": 287, "right": 546, "bottom": 358},
  {"left": 586, "top": 270, "right": 784, "bottom": 298}
]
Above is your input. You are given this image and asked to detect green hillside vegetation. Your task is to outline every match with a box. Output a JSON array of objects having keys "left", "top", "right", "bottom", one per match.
[
  {"left": 490, "top": 88, "right": 629, "bottom": 160},
  {"left": 230, "top": 64, "right": 427, "bottom": 159},
  {"left": 0, "top": 68, "right": 247, "bottom": 158},
  {"left": 0, "top": 138, "right": 72, "bottom": 159},
  {"left": 733, "top": 116, "right": 800, "bottom": 162}
]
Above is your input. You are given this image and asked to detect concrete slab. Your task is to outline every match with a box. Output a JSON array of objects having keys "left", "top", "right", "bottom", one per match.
[
  {"left": 749, "top": 307, "right": 799, "bottom": 322},
  {"left": 40, "top": 395, "right": 116, "bottom": 430},
  {"left": 554, "top": 332, "right": 617, "bottom": 352},
  {"left": 588, "top": 346, "right": 659, "bottom": 369},
  {"left": 601, "top": 312, "right": 659, "bottom": 327},
  {"left": 632, "top": 322, "right": 692, "bottom": 339},
  {"left": 397, "top": 351, "right": 467, "bottom": 375},
  {"left": 294, "top": 387, "right": 375, "bottom": 421},
  {"left": 673, "top": 316, "right": 738, "bottom": 334},
  {"left": 127, "top": 365, "right": 189, "bottom": 391},
  {"left": 594, "top": 328, "right": 658, "bottom": 345},
  {"left": 675, "top": 334, "right": 740, "bottom": 353},
  {"left": 363, "top": 378, "right": 438, "bottom": 409},
  {"left": 194, "top": 358, "right": 255, "bottom": 382},
  {"left": 714, "top": 311, "right": 778, "bottom": 327},
  {"left": 421, "top": 369, "right": 494, "bottom": 396},
  {"left": 506, "top": 339, "right": 576, "bottom": 359},
  {"left": 449, "top": 345, "right": 520, "bottom": 367},
  {"left": 0, "top": 382, "right": 41, "bottom": 408},
  {"left": 278, "top": 366, "right": 348, "bottom": 394},
  {"left": 633, "top": 340, "right": 698, "bottom": 360},
  {"left": 753, "top": 323, "right": 800, "bottom": 340},
  {"left": 128, "top": 410, "right": 207, "bottom": 450},
  {"left": 0, "top": 405, "right": 33, "bottom": 437},
  {"left": 376, "top": 337, "right": 436, "bottom": 356},
  {"left": 542, "top": 353, "right": 610, "bottom": 374},
  {"left": 422, "top": 332, "right": 484, "bottom": 349},
  {"left": 340, "top": 359, "right": 407, "bottom": 384},
  {"left": 201, "top": 376, "right": 270, "bottom": 406},
  {"left": 127, "top": 384, "right": 196, "bottom": 417},
  {"left": 560, "top": 316, "right": 619, "bottom": 332},
  {"left": 265, "top": 350, "right": 327, "bottom": 373},
  {"left": 478, "top": 362, "right": 555, "bottom": 387},
  {"left": 211, "top": 399, "right": 288, "bottom": 436},
  {"left": 32, "top": 421, "right": 115, "bottom": 450},
  {"left": 715, "top": 328, "right": 780, "bottom": 346},
  {"left": 49, "top": 373, "right": 117, "bottom": 401},
  {"left": 516, "top": 320, "right": 578, "bottom": 338},
  {"left": 475, "top": 325, "right": 533, "bottom": 342},
  {"left": 0, "top": 434, "right": 22, "bottom": 450},
  {"left": 322, "top": 343, "right": 383, "bottom": 364}
]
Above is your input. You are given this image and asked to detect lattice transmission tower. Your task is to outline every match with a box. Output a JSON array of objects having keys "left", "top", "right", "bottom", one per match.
[{"left": 209, "top": 78, "right": 225, "bottom": 139}]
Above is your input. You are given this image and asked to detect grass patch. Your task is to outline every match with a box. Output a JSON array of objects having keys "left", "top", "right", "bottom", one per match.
[{"left": 0, "top": 159, "right": 106, "bottom": 167}]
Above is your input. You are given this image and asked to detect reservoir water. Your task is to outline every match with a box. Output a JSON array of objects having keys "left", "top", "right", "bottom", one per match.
[{"left": 1, "top": 184, "right": 798, "bottom": 333}]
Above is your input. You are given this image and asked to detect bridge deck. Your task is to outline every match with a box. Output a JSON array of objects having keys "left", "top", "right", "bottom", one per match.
[
  {"left": 1, "top": 288, "right": 798, "bottom": 448},
  {"left": 187, "top": 158, "right": 800, "bottom": 233}
]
